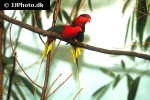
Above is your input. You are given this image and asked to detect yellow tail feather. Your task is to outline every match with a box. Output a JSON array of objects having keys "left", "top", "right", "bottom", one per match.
[
  {"left": 71, "top": 46, "right": 82, "bottom": 63},
  {"left": 34, "top": 41, "right": 55, "bottom": 95},
  {"left": 41, "top": 41, "right": 55, "bottom": 60},
  {"left": 71, "top": 46, "right": 82, "bottom": 89}
]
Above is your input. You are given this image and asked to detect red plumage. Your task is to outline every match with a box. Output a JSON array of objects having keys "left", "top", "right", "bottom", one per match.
[
  {"left": 61, "top": 25, "right": 82, "bottom": 40},
  {"left": 72, "top": 14, "right": 91, "bottom": 42}
]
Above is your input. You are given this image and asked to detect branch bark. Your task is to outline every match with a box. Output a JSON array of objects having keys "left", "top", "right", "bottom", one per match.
[
  {"left": 0, "top": 12, "right": 150, "bottom": 61},
  {"left": 0, "top": 10, "right": 4, "bottom": 100}
]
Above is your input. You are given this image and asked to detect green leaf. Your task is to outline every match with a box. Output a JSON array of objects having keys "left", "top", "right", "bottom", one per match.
[
  {"left": 92, "top": 83, "right": 110, "bottom": 99},
  {"left": 113, "top": 75, "right": 121, "bottom": 88},
  {"left": 127, "top": 56, "right": 135, "bottom": 62},
  {"left": 124, "top": 16, "right": 130, "bottom": 45},
  {"left": 136, "top": 0, "right": 148, "bottom": 43},
  {"left": 14, "top": 74, "right": 41, "bottom": 96},
  {"left": 122, "top": 0, "right": 131, "bottom": 14},
  {"left": 2, "top": 56, "right": 12, "bottom": 65},
  {"left": 99, "top": 67, "right": 115, "bottom": 78},
  {"left": 32, "top": 10, "right": 43, "bottom": 29},
  {"left": 121, "top": 60, "right": 126, "bottom": 69},
  {"left": 14, "top": 84, "right": 26, "bottom": 100},
  {"left": 18, "top": 75, "right": 35, "bottom": 94},
  {"left": 126, "top": 74, "right": 133, "bottom": 91},
  {"left": 58, "top": 10, "right": 63, "bottom": 22},
  {"left": 131, "top": 12, "right": 135, "bottom": 41},
  {"left": 76, "top": 0, "right": 82, "bottom": 11},
  {"left": 11, "top": 89, "right": 20, "bottom": 100},
  {"left": 62, "top": 10, "right": 71, "bottom": 24},
  {"left": 45, "top": 1, "right": 56, "bottom": 18},
  {"left": 127, "top": 76, "right": 141, "bottom": 100},
  {"left": 131, "top": 41, "right": 138, "bottom": 51},
  {"left": 144, "top": 36, "right": 150, "bottom": 51},
  {"left": 88, "top": 0, "right": 93, "bottom": 11}
]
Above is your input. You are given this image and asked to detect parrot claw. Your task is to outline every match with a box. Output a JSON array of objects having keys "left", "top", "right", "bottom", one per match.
[{"left": 81, "top": 42, "right": 86, "bottom": 46}]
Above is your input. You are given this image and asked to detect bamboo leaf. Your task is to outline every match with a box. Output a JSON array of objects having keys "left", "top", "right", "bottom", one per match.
[
  {"left": 113, "top": 75, "right": 121, "bottom": 88},
  {"left": 88, "top": 0, "right": 93, "bottom": 11},
  {"left": 124, "top": 17, "right": 130, "bottom": 45},
  {"left": 144, "top": 36, "right": 150, "bottom": 51},
  {"left": 131, "top": 41, "right": 138, "bottom": 51},
  {"left": 58, "top": 10, "right": 63, "bottom": 22},
  {"left": 2, "top": 56, "right": 12, "bottom": 65},
  {"left": 14, "top": 84, "right": 26, "bottom": 100},
  {"left": 127, "top": 76, "right": 141, "bottom": 100},
  {"left": 11, "top": 89, "right": 20, "bottom": 100},
  {"left": 32, "top": 10, "right": 43, "bottom": 29},
  {"left": 126, "top": 74, "right": 133, "bottom": 91},
  {"left": 18, "top": 75, "right": 34, "bottom": 95},
  {"left": 136, "top": 0, "right": 148, "bottom": 43},
  {"left": 92, "top": 83, "right": 110, "bottom": 99},
  {"left": 46, "top": 1, "right": 56, "bottom": 18},
  {"left": 131, "top": 12, "right": 135, "bottom": 41},
  {"left": 121, "top": 60, "right": 126, "bottom": 69},
  {"left": 62, "top": 9, "right": 71, "bottom": 24},
  {"left": 14, "top": 74, "right": 41, "bottom": 96},
  {"left": 99, "top": 67, "right": 115, "bottom": 78},
  {"left": 122, "top": 0, "right": 131, "bottom": 14}
]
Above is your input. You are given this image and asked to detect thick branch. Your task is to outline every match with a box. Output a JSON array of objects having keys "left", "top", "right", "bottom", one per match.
[
  {"left": 0, "top": 10, "right": 4, "bottom": 100},
  {"left": 0, "top": 12, "right": 61, "bottom": 39},
  {"left": 0, "top": 12, "right": 150, "bottom": 61}
]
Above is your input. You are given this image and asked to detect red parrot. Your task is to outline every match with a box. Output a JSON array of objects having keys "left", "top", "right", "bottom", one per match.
[
  {"left": 71, "top": 14, "right": 91, "bottom": 63},
  {"left": 42, "top": 25, "right": 82, "bottom": 60},
  {"left": 70, "top": 14, "right": 91, "bottom": 88},
  {"left": 35, "top": 25, "right": 82, "bottom": 87},
  {"left": 72, "top": 14, "right": 91, "bottom": 42}
]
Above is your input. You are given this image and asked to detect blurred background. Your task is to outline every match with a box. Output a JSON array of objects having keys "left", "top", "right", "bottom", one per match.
[{"left": 2, "top": 0, "right": 150, "bottom": 100}]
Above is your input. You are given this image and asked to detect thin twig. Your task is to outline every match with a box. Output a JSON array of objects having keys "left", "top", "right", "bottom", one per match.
[
  {"left": 45, "top": 74, "right": 62, "bottom": 99},
  {"left": 50, "top": 40, "right": 61, "bottom": 61},
  {"left": 33, "top": 10, "right": 45, "bottom": 44},
  {"left": 9, "top": 22, "right": 42, "bottom": 89},
  {"left": 48, "top": 73, "right": 73, "bottom": 97},
  {"left": 73, "top": 0, "right": 86, "bottom": 21},
  {"left": 73, "top": 88, "right": 83, "bottom": 100}
]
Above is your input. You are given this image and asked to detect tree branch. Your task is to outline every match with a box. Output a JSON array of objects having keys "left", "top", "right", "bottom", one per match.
[
  {"left": 0, "top": 10, "right": 4, "bottom": 100},
  {"left": 0, "top": 12, "right": 150, "bottom": 61}
]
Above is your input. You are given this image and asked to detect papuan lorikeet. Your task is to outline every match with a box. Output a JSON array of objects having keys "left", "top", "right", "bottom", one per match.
[
  {"left": 71, "top": 14, "right": 91, "bottom": 63},
  {"left": 41, "top": 25, "right": 82, "bottom": 60},
  {"left": 70, "top": 14, "right": 91, "bottom": 88}
]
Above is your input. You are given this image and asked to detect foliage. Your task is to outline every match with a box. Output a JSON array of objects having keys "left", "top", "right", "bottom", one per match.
[
  {"left": 92, "top": 0, "right": 150, "bottom": 99},
  {"left": 2, "top": 0, "right": 150, "bottom": 100}
]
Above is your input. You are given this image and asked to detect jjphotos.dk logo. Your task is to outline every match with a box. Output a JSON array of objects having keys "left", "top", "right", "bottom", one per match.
[{"left": 4, "top": 2, "right": 44, "bottom": 8}]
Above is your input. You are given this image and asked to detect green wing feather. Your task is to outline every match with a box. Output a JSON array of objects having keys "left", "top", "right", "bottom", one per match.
[
  {"left": 47, "top": 25, "right": 64, "bottom": 34},
  {"left": 41, "top": 25, "right": 64, "bottom": 60}
]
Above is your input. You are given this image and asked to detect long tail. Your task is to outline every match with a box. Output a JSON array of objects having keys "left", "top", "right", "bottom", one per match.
[
  {"left": 34, "top": 39, "right": 54, "bottom": 92},
  {"left": 36, "top": 41, "right": 54, "bottom": 81},
  {"left": 71, "top": 46, "right": 82, "bottom": 89}
]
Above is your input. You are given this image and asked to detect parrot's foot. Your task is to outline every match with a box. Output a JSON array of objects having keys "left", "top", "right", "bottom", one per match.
[
  {"left": 81, "top": 42, "right": 86, "bottom": 46},
  {"left": 73, "top": 39, "right": 86, "bottom": 46}
]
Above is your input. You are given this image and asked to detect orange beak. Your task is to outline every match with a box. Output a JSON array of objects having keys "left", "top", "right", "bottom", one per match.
[{"left": 88, "top": 18, "right": 91, "bottom": 23}]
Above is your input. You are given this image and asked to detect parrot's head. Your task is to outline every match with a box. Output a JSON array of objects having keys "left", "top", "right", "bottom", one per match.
[{"left": 72, "top": 14, "right": 91, "bottom": 27}]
